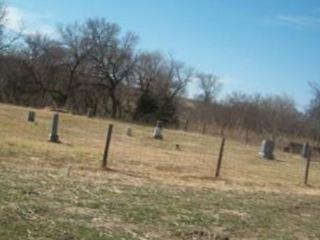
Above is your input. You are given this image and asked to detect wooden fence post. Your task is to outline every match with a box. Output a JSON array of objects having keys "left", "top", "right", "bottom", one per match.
[
  {"left": 49, "top": 113, "right": 59, "bottom": 143},
  {"left": 302, "top": 142, "right": 311, "bottom": 185},
  {"left": 202, "top": 122, "right": 206, "bottom": 135},
  {"left": 245, "top": 128, "right": 249, "bottom": 144},
  {"left": 175, "top": 120, "right": 180, "bottom": 130},
  {"left": 304, "top": 156, "right": 311, "bottom": 185},
  {"left": 102, "top": 124, "right": 113, "bottom": 168},
  {"left": 215, "top": 137, "right": 226, "bottom": 178},
  {"left": 184, "top": 120, "right": 189, "bottom": 132}
]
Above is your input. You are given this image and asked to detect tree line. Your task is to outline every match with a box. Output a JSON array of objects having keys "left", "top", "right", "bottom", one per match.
[{"left": 0, "top": 4, "right": 319, "bottom": 144}]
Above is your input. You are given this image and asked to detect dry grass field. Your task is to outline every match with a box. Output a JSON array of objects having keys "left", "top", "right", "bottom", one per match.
[{"left": 1, "top": 103, "right": 320, "bottom": 239}]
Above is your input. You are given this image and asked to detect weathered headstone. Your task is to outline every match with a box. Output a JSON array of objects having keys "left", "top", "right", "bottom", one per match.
[
  {"left": 301, "top": 142, "right": 311, "bottom": 159},
  {"left": 49, "top": 113, "right": 59, "bottom": 143},
  {"left": 27, "top": 111, "right": 36, "bottom": 122},
  {"left": 126, "top": 127, "right": 133, "bottom": 137},
  {"left": 87, "top": 108, "right": 94, "bottom": 118},
  {"left": 259, "top": 140, "right": 274, "bottom": 160},
  {"left": 153, "top": 120, "right": 163, "bottom": 140}
]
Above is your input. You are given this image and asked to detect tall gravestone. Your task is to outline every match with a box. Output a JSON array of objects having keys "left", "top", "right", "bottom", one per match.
[
  {"left": 27, "top": 111, "right": 36, "bottom": 122},
  {"left": 259, "top": 140, "right": 274, "bottom": 160},
  {"left": 153, "top": 120, "right": 163, "bottom": 140},
  {"left": 301, "top": 143, "right": 311, "bottom": 159},
  {"left": 49, "top": 113, "right": 59, "bottom": 142}
]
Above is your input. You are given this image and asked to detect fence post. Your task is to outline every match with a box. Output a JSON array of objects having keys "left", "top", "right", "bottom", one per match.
[
  {"left": 304, "top": 156, "right": 311, "bottom": 185},
  {"left": 302, "top": 142, "right": 311, "bottom": 185},
  {"left": 49, "top": 113, "right": 59, "bottom": 143},
  {"left": 175, "top": 120, "right": 180, "bottom": 130},
  {"left": 102, "top": 124, "right": 113, "bottom": 168},
  {"left": 202, "top": 122, "right": 206, "bottom": 135},
  {"left": 215, "top": 137, "right": 226, "bottom": 178},
  {"left": 184, "top": 120, "right": 189, "bottom": 132},
  {"left": 245, "top": 128, "right": 249, "bottom": 144}
]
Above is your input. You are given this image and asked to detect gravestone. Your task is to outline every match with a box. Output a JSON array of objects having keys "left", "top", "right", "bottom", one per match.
[
  {"left": 27, "top": 111, "right": 36, "bottom": 122},
  {"left": 153, "top": 120, "right": 163, "bottom": 140},
  {"left": 301, "top": 143, "right": 311, "bottom": 159},
  {"left": 49, "top": 113, "right": 59, "bottom": 142},
  {"left": 259, "top": 140, "right": 274, "bottom": 160},
  {"left": 126, "top": 127, "right": 133, "bottom": 137}
]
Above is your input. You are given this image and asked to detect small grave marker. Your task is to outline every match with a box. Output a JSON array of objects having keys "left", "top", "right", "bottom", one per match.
[
  {"left": 153, "top": 120, "right": 163, "bottom": 140},
  {"left": 27, "top": 111, "right": 36, "bottom": 122},
  {"left": 126, "top": 127, "right": 133, "bottom": 137},
  {"left": 259, "top": 140, "right": 274, "bottom": 160}
]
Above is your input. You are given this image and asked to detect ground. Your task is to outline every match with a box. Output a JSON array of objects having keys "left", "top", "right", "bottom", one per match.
[{"left": 0, "top": 103, "right": 320, "bottom": 240}]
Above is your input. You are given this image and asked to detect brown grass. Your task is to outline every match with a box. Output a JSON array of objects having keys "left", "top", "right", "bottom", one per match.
[{"left": 1, "top": 102, "right": 320, "bottom": 196}]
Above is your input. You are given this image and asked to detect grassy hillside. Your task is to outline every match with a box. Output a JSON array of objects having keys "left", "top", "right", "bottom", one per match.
[{"left": 0, "top": 103, "right": 320, "bottom": 239}]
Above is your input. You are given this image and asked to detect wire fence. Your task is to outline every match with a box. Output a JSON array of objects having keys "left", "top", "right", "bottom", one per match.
[{"left": 1, "top": 107, "right": 320, "bottom": 191}]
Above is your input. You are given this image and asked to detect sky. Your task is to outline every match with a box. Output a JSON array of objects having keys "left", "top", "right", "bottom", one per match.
[{"left": 4, "top": 0, "right": 320, "bottom": 110}]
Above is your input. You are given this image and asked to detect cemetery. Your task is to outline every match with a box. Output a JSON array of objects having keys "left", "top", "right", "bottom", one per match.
[{"left": 1, "top": 103, "right": 320, "bottom": 239}]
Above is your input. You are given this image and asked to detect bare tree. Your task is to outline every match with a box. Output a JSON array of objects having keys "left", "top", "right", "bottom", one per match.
[
  {"left": 166, "top": 58, "right": 193, "bottom": 99},
  {"left": 84, "top": 18, "right": 138, "bottom": 118},
  {"left": 0, "top": 3, "right": 21, "bottom": 53},
  {"left": 135, "top": 51, "right": 164, "bottom": 94},
  {"left": 194, "top": 72, "right": 222, "bottom": 123},
  {"left": 0, "top": 2, "right": 6, "bottom": 52},
  {"left": 197, "top": 73, "right": 222, "bottom": 104},
  {"left": 306, "top": 82, "right": 320, "bottom": 143},
  {"left": 21, "top": 34, "right": 65, "bottom": 107},
  {"left": 308, "top": 82, "right": 320, "bottom": 118},
  {"left": 57, "top": 22, "right": 92, "bottom": 109}
]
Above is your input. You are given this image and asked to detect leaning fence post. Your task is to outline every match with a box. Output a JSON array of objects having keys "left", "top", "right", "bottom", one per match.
[
  {"left": 102, "top": 124, "right": 113, "bottom": 168},
  {"left": 302, "top": 142, "right": 311, "bottom": 185},
  {"left": 215, "top": 137, "right": 226, "bottom": 178}
]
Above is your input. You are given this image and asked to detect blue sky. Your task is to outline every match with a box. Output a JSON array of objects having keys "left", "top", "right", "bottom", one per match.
[{"left": 4, "top": 0, "right": 320, "bottom": 110}]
